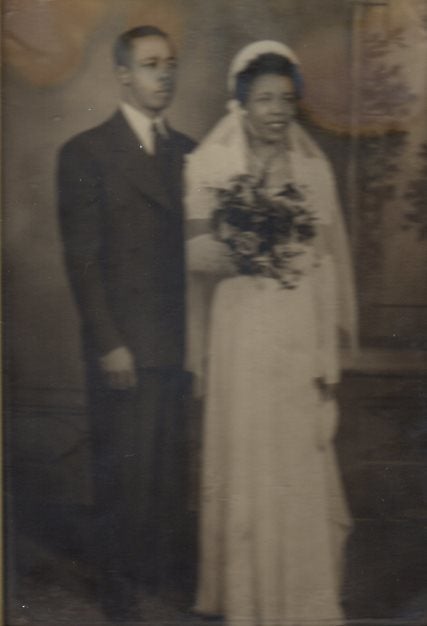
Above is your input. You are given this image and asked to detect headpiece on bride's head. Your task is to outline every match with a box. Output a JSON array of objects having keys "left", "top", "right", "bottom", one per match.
[
  {"left": 227, "top": 40, "right": 303, "bottom": 111},
  {"left": 195, "top": 39, "right": 315, "bottom": 158}
]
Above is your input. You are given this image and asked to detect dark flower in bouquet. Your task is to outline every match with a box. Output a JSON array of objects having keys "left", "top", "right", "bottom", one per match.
[{"left": 210, "top": 174, "right": 317, "bottom": 288}]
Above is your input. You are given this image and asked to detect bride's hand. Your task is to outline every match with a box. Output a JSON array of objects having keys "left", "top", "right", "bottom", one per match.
[
  {"left": 314, "top": 378, "right": 339, "bottom": 450},
  {"left": 314, "top": 377, "right": 337, "bottom": 400}
]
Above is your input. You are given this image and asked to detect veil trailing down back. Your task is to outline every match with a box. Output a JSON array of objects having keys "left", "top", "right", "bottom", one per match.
[{"left": 185, "top": 40, "right": 358, "bottom": 626}]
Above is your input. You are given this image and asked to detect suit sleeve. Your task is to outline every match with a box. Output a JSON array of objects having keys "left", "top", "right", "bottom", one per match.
[{"left": 57, "top": 139, "right": 124, "bottom": 356}]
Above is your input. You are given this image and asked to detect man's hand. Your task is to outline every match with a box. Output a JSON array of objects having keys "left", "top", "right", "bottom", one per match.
[{"left": 99, "top": 346, "right": 137, "bottom": 390}]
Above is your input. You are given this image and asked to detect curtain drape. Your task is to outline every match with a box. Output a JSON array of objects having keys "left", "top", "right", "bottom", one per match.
[{"left": 348, "top": 0, "right": 427, "bottom": 347}]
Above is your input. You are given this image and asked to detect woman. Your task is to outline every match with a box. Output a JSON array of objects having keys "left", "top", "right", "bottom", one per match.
[{"left": 185, "top": 41, "right": 358, "bottom": 626}]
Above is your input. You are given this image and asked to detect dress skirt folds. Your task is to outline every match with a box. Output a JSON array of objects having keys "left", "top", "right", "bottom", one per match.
[{"left": 193, "top": 275, "right": 350, "bottom": 626}]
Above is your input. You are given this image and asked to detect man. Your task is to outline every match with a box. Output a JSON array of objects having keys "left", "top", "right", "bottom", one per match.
[{"left": 57, "top": 26, "right": 195, "bottom": 620}]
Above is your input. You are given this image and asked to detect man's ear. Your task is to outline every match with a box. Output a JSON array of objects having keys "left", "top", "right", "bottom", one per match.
[{"left": 117, "top": 65, "right": 131, "bottom": 86}]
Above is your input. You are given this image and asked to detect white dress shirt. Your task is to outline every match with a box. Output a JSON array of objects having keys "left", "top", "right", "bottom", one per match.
[{"left": 120, "top": 101, "right": 167, "bottom": 155}]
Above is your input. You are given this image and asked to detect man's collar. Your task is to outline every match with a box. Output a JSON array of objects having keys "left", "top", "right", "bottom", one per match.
[{"left": 120, "top": 102, "right": 167, "bottom": 136}]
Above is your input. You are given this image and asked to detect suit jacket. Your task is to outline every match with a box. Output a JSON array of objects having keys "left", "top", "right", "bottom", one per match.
[{"left": 57, "top": 110, "right": 196, "bottom": 368}]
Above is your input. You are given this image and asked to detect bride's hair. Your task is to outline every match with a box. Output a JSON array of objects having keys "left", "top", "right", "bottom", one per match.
[{"left": 234, "top": 53, "right": 303, "bottom": 104}]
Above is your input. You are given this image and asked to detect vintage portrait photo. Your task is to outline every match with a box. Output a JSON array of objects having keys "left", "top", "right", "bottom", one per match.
[{"left": 3, "top": 0, "right": 427, "bottom": 624}]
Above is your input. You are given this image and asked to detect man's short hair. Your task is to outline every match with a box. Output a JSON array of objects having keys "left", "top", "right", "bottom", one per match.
[{"left": 113, "top": 25, "right": 170, "bottom": 67}]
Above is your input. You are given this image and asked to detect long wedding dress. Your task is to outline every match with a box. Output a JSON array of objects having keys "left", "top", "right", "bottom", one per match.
[{"left": 186, "top": 114, "right": 357, "bottom": 626}]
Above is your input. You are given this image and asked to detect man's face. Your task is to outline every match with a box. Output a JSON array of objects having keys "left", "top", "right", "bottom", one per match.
[{"left": 119, "top": 35, "right": 177, "bottom": 117}]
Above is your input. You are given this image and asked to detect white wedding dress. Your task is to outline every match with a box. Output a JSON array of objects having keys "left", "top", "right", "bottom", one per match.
[
  {"left": 185, "top": 116, "right": 356, "bottom": 626},
  {"left": 194, "top": 273, "right": 350, "bottom": 626}
]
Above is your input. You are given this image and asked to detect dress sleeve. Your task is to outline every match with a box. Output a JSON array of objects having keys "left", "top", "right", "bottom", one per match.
[
  {"left": 184, "top": 150, "right": 215, "bottom": 221},
  {"left": 184, "top": 150, "right": 235, "bottom": 394},
  {"left": 184, "top": 151, "right": 236, "bottom": 276}
]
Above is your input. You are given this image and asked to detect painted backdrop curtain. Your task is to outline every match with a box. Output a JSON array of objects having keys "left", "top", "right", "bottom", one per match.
[{"left": 348, "top": 0, "right": 427, "bottom": 347}]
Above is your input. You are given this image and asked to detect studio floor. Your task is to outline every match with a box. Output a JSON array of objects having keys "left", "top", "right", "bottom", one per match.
[
  {"left": 5, "top": 370, "right": 427, "bottom": 626},
  {"left": 5, "top": 514, "right": 427, "bottom": 626}
]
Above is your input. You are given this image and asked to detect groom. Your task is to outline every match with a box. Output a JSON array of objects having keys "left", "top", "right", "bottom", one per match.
[{"left": 57, "top": 25, "right": 195, "bottom": 620}]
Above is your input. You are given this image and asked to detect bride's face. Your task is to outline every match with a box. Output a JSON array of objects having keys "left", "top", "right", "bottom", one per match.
[{"left": 243, "top": 73, "right": 297, "bottom": 144}]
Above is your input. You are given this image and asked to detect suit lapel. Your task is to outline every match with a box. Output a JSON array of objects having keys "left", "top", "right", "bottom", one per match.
[
  {"left": 107, "top": 110, "right": 175, "bottom": 212},
  {"left": 165, "top": 124, "right": 185, "bottom": 206}
]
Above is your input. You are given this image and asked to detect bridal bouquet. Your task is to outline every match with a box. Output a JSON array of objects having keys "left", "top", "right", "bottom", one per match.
[{"left": 210, "top": 174, "right": 317, "bottom": 288}]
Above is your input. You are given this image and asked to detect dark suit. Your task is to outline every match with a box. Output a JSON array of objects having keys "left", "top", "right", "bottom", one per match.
[{"left": 57, "top": 110, "right": 195, "bottom": 596}]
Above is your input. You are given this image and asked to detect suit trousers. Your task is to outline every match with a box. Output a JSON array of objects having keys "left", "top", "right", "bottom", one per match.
[{"left": 86, "top": 364, "right": 190, "bottom": 592}]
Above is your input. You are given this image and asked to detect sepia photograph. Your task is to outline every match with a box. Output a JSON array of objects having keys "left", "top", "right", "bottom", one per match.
[{"left": 3, "top": 0, "right": 427, "bottom": 624}]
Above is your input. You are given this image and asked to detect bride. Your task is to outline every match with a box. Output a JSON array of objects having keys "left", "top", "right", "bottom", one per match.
[{"left": 185, "top": 41, "right": 358, "bottom": 626}]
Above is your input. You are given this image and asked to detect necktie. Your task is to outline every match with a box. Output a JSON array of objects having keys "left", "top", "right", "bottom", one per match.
[
  {"left": 152, "top": 121, "right": 169, "bottom": 157},
  {"left": 151, "top": 121, "right": 174, "bottom": 198}
]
